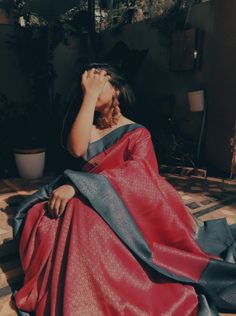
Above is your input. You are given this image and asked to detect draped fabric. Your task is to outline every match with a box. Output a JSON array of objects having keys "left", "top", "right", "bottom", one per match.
[{"left": 13, "top": 123, "right": 236, "bottom": 316}]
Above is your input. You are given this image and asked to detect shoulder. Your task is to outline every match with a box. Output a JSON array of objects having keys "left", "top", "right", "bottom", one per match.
[
  {"left": 133, "top": 123, "right": 151, "bottom": 137},
  {"left": 121, "top": 116, "right": 150, "bottom": 136},
  {"left": 129, "top": 123, "right": 152, "bottom": 143}
]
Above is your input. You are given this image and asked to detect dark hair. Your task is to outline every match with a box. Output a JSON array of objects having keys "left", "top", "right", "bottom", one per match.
[
  {"left": 60, "top": 62, "right": 136, "bottom": 149},
  {"left": 83, "top": 62, "right": 136, "bottom": 111}
]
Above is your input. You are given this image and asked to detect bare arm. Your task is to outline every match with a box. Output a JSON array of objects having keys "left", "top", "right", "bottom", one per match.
[
  {"left": 67, "top": 68, "right": 110, "bottom": 157},
  {"left": 67, "top": 92, "right": 97, "bottom": 157}
]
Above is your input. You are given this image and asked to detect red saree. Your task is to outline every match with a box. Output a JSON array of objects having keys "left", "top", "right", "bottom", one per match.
[{"left": 13, "top": 123, "right": 236, "bottom": 316}]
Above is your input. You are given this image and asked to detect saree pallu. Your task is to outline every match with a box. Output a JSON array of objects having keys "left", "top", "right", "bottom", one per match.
[{"left": 13, "top": 123, "right": 236, "bottom": 316}]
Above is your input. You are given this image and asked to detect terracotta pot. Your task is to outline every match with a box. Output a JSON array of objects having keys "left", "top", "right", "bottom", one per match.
[{"left": 13, "top": 147, "right": 46, "bottom": 179}]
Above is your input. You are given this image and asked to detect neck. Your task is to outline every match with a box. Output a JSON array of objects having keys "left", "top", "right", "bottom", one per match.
[{"left": 94, "top": 107, "right": 123, "bottom": 130}]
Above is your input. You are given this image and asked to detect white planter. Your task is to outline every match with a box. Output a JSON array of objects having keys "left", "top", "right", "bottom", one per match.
[
  {"left": 188, "top": 90, "right": 205, "bottom": 112},
  {"left": 13, "top": 148, "right": 46, "bottom": 179}
]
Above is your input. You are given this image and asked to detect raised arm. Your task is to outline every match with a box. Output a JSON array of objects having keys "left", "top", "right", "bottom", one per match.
[{"left": 67, "top": 68, "right": 110, "bottom": 158}]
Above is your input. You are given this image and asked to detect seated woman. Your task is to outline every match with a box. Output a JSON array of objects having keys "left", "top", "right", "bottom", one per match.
[{"left": 13, "top": 63, "right": 236, "bottom": 316}]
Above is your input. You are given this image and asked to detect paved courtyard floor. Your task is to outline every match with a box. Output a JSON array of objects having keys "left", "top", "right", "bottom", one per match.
[{"left": 0, "top": 168, "right": 236, "bottom": 315}]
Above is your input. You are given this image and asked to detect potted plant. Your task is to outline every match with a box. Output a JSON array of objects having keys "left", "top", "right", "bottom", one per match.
[
  {"left": 0, "top": 92, "right": 49, "bottom": 179},
  {"left": 10, "top": 102, "right": 48, "bottom": 180},
  {"left": 0, "top": 9, "right": 55, "bottom": 179}
]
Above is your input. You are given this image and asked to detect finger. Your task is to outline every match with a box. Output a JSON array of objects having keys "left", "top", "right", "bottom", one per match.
[
  {"left": 54, "top": 198, "right": 62, "bottom": 217},
  {"left": 94, "top": 68, "right": 106, "bottom": 76},
  {"left": 104, "top": 75, "right": 111, "bottom": 81},
  {"left": 59, "top": 199, "right": 67, "bottom": 215},
  {"left": 48, "top": 196, "right": 56, "bottom": 215},
  {"left": 103, "top": 77, "right": 110, "bottom": 85},
  {"left": 100, "top": 69, "right": 107, "bottom": 76},
  {"left": 82, "top": 71, "right": 88, "bottom": 79},
  {"left": 88, "top": 68, "right": 96, "bottom": 76}
]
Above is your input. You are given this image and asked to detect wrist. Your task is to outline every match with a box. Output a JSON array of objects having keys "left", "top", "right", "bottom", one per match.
[
  {"left": 70, "top": 183, "right": 77, "bottom": 194},
  {"left": 83, "top": 92, "right": 99, "bottom": 103},
  {"left": 63, "top": 181, "right": 77, "bottom": 195}
]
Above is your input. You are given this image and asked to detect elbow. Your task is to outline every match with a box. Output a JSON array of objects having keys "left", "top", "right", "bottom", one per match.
[
  {"left": 67, "top": 144, "right": 87, "bottom": 158},
  {"left": 68, "top": 148, "right": 87, "bottom": 158}
]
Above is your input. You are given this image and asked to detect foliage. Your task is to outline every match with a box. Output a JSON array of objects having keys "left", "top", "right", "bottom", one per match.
[
  {"left": 48, "top": 7, "right": 98, "bottom": 51},
  {"left": 0, "top": 92, "right": 49, "bottom": 149},
  {"left": 2, "top": 9, "right": 55, "bottom": 149},
  {"left": 0, "top": 91, "right": 49, "bottom": 177},
  {"left": 94, "top": 0, "right": 199, "bottom": 32},
  {"left": 150, "top": 0, "right": 195, "bottom": 33},
  {"left": 7, "top": 24, "right": 55, "bottom": 95},
  {"left": 0, "top": 0, "right": 26, "bottom": 18}
]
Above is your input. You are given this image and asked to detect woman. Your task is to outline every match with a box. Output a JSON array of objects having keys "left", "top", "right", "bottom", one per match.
[{"left": 13, "top": 63, "right": 236, "bottom": 316}]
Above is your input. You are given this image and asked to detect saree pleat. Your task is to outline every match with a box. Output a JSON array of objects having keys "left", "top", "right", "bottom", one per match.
[{"left": 13, "top": 124, "right": 236, "bottom": 315}]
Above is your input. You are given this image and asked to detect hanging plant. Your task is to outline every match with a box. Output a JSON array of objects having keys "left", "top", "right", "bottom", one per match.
[
  {"left": 18, "top": 11, "right": 48, "bottom": 27},
  {"left": 94, "top": 0, "right": 198, "bottom": 33},
  {"left": 0, "top": 0, "right": 27, "bottom": 22},
  {"left": 48, "top": 6, "right": 95, "bottom": 50},
  {"left": 149, "top": 0, "right": 199, "bottom": 35}
]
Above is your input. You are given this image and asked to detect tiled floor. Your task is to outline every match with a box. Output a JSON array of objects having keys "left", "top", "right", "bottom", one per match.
[
  {"left": 0, "top": 173, "right": 56, "bottom": 316},
  {"left": 162, "top": 170, "right": 236, "bottom": 316},
  {"left": 164, "top": 172, "right": 236, "bottom": 225},
  {"left": 0, "top": 170, "right": 236, "bottom": 315}
]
